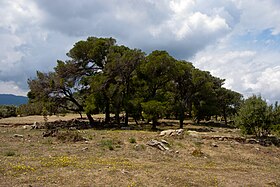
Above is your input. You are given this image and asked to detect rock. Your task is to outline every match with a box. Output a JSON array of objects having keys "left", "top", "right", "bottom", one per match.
[
  {"left": 211, "top": 143, "right": 218, "bottom": 147},
  {"left": 82, "top": 147, "right": 88, "bottom": 151},
  {"left": 23, "top": 125, "right": 30, "bottom": 130},
  {"left": 246, "top": 138, "right": 259, "bottom": 144},
  {"left": 187, "top": 130, "right": 199, "bottom": 137},
  {"left": 120, "top": 169, "right": 129, "bottom": 174},
  {"left": 31, "top": 122, "right": 39, "bottom": 129},
  {"left": 159, "top": 129, "right": 184, "bottom": 136},
  {"left": 161, "top": 139, "right": 169, "bottom": 145},
  {"left": 218, "top": 137, "right": 224, "bottom": 141},
  {"left": 175, "top": 151, "right": 179, "bottom": 154},
  {"left": 147, "top": 139, "right": 170, "bottom": 151},
  {"left": 13, "top": 134, "right": 24, "bottom": 138}
]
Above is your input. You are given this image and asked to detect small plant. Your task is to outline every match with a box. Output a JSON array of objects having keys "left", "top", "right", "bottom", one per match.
[
  {"left": 41, "top": 156, "right": 77, "bottom": 167},
  {"left": 100, "top": 139, "right": 114, "bottom": 150},
  {"left": 4, "top": 151, "right": 16, "bottom": 157},
  {"left": 11, "top": 164, "right": 35, "bottom": 173},
  {"left": 191, "top": 148, "right": 204, "bottom": 157},
  {"left": 42, "top": 106, "right": 48, "bottom": 123},
  {"left": 129, "top": 137, "right": 137, "bottom": 144},
  {"left": 56, "top": 131, "right": 85, "bottom": 142}
]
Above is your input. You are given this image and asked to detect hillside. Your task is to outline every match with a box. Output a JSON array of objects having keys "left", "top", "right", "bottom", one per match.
[{"left": 0, "top": 94, "right": 28, "bottom": 106}]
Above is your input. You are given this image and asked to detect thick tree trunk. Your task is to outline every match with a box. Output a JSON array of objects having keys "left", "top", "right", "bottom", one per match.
[
  {"left": 152, "top": 118, "right": 157, "bottom": 130},
  {"left": 179, "top": 118, "right": 184, "bottom": 129},
  {"left": 86, "top": 113, "right": 94, "bottom": 128},
  {"left": 105, "top": 101, "right": 110, "bottom": 124},
  {"left": 124, "top": 111, "right": 129, "bottom": 126},
  {"left": 115, "top": 110, "right": 120, "bottom": 126}
]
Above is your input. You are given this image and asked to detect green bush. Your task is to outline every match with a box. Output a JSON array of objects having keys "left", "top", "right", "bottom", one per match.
[
  {"left": 0, "top": 105, "right": 17, "bottom": 118},
  {"left": 129, "top": 137, "right": 137, "bottom": 144},
  {"left": 235, "top": 95, "right": 273, "bottom": 137},
  {"left": 4, "top": 150, "right": 16, "bottom": 157},
  {"left": 100, "top": 139, "right": 114, "bottom": 150}
]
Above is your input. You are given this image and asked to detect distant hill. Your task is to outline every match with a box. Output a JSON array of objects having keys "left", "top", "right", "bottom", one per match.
[{"left": 0, "top": 94, "right": 28, "bottom": 106}]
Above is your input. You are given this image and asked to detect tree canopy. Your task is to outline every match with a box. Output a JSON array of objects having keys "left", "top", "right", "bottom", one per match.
[{"left": 28, "top": 36, "right": 243, "bottom": 129}]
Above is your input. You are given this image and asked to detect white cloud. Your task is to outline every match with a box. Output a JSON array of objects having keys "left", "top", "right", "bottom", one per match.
[
  {"left": 0, "top": 0, "right": 280, "bottom": 103},
  {"left": 0, "top": 81, "right": 27, "bottom": 96}
]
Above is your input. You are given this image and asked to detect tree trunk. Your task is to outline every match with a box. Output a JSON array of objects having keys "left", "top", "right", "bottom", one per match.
[
  {"left": 79, "top": 112, "right": 83, "bottom": 119},
  {"left": 86, "top": 113, "right": 94, "bottom": 128},
  {"left": 179, "top": 107, "right": 184, "bottom": 129},
  {"left": 223, "top": 107, "right": 227, "bottom": 125},
  {"left": 124, "top": 111, "right": 129, "bottom": 126},
  {"left": 152, "top": 118, "right": 157, "bottom": 130},
  {"left": 105, "top": 101, "right": 110, "bottom": 124},
  {"left": 115, "top": 110, "right": 120, "bottom": 126},
  {"left": 179, "top": 118, "right": 184, "bottom": 129}
]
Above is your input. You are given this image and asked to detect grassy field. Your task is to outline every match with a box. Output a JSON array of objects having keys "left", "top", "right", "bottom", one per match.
[{"left": 0, "top": 115, "right": 280, "bottom": 186}]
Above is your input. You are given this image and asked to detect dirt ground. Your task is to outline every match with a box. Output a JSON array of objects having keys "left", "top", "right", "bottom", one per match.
[{"left": 0, "top": 116, "right": 280, "bottom": 187}]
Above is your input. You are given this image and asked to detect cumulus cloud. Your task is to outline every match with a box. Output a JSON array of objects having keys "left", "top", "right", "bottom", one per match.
[{"left": 0, "top": 0, "right": 280, "bottom": 103}]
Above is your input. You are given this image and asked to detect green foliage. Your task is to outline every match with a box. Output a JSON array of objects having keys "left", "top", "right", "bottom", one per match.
[
  {"left": 28, "top": 35, "right": 244, "bottom": 128},
  {"left": 235, "top": 95, "right": 272, "bottom": 137},
  {"left": 100, "top": 139, "right": 115, "bottom": 150},
  {"left": 142, "top": 100, "right": 166, "bottom": 128},
  {"left": 4, "top": 150, "right": 16, "bottom": 157},
  {"left": 0, "top": 105, "right": 17, "bottom": 118},
  {"left": 129, "top": 137, "right": 137, "bottom": 144}
]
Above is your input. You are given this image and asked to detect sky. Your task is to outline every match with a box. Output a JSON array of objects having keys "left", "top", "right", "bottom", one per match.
[{"left": 1, "top": 0, "right": 280, "bottom": 103}]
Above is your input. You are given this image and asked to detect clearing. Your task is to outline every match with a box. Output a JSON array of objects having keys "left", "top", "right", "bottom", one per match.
[{"left": 0, "top": 115, "right": 279, "bottom": 186}]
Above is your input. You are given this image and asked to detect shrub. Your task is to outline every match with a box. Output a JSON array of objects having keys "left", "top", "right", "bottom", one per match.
[
  {"left": 100, "top": 139, "right": 114, "bottom": 150},
  {"left": 0, "top": 105, "right": 17, "bottom": 118},
  {"left": 234, "top": 95, "right": 272, "bottom": 137},
  {"left": 56, "top": 131, "right": 85, "bottom": 142},
  {"left": 4, "top": 150, "right": 16, "bottom": 157},
  {"left": 129, "top": 137, "right": 137, "bottom": 144}
]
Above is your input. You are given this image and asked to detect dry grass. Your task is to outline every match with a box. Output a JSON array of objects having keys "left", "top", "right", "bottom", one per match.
[
  {"left": 0, "top": 113, "right": 108, "bottom": 125},
  {"left": 0, "top": 116, "right": 280, "bottom": 186}
]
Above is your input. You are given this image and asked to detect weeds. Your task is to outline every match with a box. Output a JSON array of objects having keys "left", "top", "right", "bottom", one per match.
[
  {"left": 129, "top": 137, "right": 137, "bottom": 144},
  {"left": 100, "top": 139, "right": 114, "bottom": 150},
  {"left": 191, "top": 148, "right": 204, "bottom": 157},
  {"left": 56, "top": 131, "right": 85, "bottom": 142},
  {"left": 4, "top": 151, "right": 16, "bottom": 157},
  {"left": 41, "top": 156, "right": 77, "bottom": 167}
]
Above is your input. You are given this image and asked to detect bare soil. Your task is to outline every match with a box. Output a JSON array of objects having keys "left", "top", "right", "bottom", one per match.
[{"left": 0, "top": 116, "right": 279, "bottom": 187}]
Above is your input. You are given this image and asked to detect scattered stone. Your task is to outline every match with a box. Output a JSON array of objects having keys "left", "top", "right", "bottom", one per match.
[
  {"left": 147, "top": 139, "right": 170, "bottom": 151},
  {"left": 120, "top": 169, "right": 129, "bottom": 174},
  {"left": 175, "top": 151, "right": 179, "bottom": 154},
  {"left": 82, "top": 147, "right": 88, "bottom": 151},
  {"left": 31, "top": 122, "right": 40, "bottom": 129},
  {"left": 161, "top": 139, "right": 169, "bottom": 145},
  {"left": 160, "top": 129, "right": 184, "bottom": 136},
  {"left": 246, "top": 138, "right": 259, "bottom": 144},
  {"left": 211, "top": 143, "right": 218, "bottom": 147},
  {"left": 23, "top": 125, "right": 30, "bottom": 130},
  {"left": 187, "top": 130, "right": 199, "bottom": 137},
  {"left": 13, "top": 134, "right": 24, "bottom": 138},
  {"left": 218, "top": 137, "right": 224, "bottom": 141}
]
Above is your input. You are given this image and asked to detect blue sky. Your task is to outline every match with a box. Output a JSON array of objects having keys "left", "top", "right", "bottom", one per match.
[{"left": 0, "top": 0, "right": 280, "bottom": 103}]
